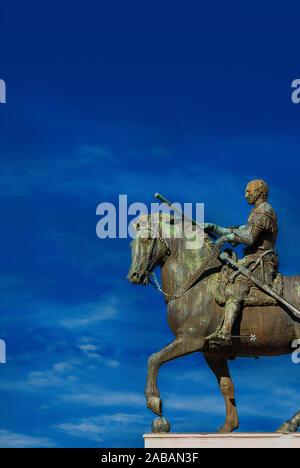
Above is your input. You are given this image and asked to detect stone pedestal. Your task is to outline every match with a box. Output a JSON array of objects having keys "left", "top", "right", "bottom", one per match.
[{"left": 144, "top": 433, "right": 300, "bottom": 448}]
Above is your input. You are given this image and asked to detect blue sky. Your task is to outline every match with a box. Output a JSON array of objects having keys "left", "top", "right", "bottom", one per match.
[{"left": 1, "top": 0, "right": 300, "bottom": 447}]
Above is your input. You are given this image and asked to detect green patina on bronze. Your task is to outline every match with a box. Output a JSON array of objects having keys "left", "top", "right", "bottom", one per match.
[{"left": 127, "top": 180, "right": 300, "bottom": 433}]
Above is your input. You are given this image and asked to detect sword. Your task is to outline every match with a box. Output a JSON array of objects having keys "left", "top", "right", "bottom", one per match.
[{"left": 220, "top": 251, "right": 300, "bottom": 319}]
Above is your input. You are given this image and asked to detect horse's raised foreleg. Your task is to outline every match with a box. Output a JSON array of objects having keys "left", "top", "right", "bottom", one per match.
[
  {"left": 145, "top": 334, "right": 204, "bottom": 416},
  {"left": 204, "top": 354, "right": 239, "bottom": 433}
]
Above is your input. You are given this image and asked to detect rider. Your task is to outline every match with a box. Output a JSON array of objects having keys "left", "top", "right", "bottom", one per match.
[{"left": 204, "top": 179, "right": 278, "bottom": 341}]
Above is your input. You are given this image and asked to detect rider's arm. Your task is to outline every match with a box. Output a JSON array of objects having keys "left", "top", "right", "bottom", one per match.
[
  {"left": 211, "top": 211, "right": 268, "bottom": 248},
  {"left": 232, "top": 208, "right": 272, "bottom": 246},
  {"left": 232, "top": 224, "right": 263, "bottom": 246},
  {"left": 204, "top": 224, "right": 245, "bottom": 237},
  {"left": 211, "top": 224, "right": 262, "bottom": 249}
]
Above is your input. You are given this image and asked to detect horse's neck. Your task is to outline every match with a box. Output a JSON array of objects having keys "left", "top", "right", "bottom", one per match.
[{"left": 160, "top": 236, "right": 215, "bottom": 295}]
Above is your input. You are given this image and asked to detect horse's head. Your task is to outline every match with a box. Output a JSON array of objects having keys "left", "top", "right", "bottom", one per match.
[
  {"left": 126, "top": 213, "right": 172, "bottom": 286},
  {"left": 127, "top": 212, "right": 213, "bottom": 286}
]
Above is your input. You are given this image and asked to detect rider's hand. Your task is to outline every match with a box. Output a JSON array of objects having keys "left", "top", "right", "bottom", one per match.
[{"left": 215, "top": 232, "right": 237, "bottom": 247}]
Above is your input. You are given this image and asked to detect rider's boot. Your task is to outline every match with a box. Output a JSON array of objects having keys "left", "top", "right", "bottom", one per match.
[
  {"left": 218, "top": 297, "right": 241, "bottom": 339},
  {"left": 206, "top": 297, "right": 241, "bottom": 342}
]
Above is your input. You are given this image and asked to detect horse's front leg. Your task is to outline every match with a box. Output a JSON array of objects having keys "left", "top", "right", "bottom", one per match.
[
  {"left": 145, "top": 335, "right": 183, "bottom": 416},
  {"left": 204, "top": 354, "right": 239, "bottom": 433},
  {"left": 145, "top": 334, "right": 205, "bottom": 416}
]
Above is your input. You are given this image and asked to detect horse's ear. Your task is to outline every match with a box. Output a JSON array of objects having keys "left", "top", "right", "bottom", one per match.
[
  {"left": 161, "top": 215, "right": 178, "bottom": 225},
  {"left": 171, "top": 216, "right": 182, "bottom": 225}
]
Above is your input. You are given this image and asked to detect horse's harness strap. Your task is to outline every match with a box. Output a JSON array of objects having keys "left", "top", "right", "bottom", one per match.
[
  {"left": 147, "top": 237, "right": 224, "bottom": 301},
  {"left": 144, "top": 230, "right": 171, "bottom": 278},
  {"left": 146, "top": 236, "right": 278, "bottom": 302}
]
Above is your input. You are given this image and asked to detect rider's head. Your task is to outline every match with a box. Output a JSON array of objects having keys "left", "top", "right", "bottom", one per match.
[{"left": 245, "top": 179, "right": 269, "bottom": 205}]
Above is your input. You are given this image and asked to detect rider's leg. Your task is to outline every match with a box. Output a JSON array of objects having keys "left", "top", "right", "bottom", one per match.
[
  {"left": 218, "top": 279, "right": 250, "bottom": 338},
  {"left": 218, "top": 296, "right": 242, "bottom": 338},
  {"left": 206, "top": 279, "right": 249, "bottom": 341}
]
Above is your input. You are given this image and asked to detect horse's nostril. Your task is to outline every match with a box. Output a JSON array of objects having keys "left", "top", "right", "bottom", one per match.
[{"left": 127, "top": 271, "right": 139, "bottom": 282}]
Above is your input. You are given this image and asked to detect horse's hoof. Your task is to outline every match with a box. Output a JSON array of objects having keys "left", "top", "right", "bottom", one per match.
[
  {"left": 276, "top": 421, "right": 298, "bottom": 433},
  {"left": 217, "top": 425, "right": 232, "bottom": 434},
  {"left": 147, "top": 396, "right": 163, "bottom": 416}
]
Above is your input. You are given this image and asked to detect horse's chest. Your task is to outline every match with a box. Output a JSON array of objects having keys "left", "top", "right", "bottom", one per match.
[{"left": 167, "top": 303, "right": 182, "bottom": 336}]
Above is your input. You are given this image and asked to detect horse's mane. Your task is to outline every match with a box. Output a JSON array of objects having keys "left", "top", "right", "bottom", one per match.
[{"left": 136, "top": 212, "right": 213, "bottom": 247}]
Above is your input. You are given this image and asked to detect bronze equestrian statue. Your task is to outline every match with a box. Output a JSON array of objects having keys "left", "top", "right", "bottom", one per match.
[{"left": 127, "top": 181, "right": 300, "bottom": 433}]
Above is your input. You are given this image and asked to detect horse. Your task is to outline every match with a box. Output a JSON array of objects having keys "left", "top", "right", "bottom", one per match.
[{"left": 126, "top": 212, "right": 300, "bottom": 433}]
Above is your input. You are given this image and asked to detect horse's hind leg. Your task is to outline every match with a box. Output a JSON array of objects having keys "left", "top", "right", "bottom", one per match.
[
  {"left": 145, "top": 334, "right": 204, "bottom": 416},
  {"left": 204, "top": 354, "right": 239, "bottom": 433},
  {"left": 277, "top": 411, "right": 300, "bottom": 432}
]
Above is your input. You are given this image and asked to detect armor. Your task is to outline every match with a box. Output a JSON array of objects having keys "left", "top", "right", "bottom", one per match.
[
  {"left": 232, "top": 202, "right": 278, "bottom": 286},
  {"left": 205, "top": 180, "right": 279, "bottom": 343}
]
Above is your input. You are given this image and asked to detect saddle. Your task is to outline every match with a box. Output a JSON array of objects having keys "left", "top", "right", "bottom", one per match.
[{"left": 215, "top": 250, "right": 284, "bottom": 307}]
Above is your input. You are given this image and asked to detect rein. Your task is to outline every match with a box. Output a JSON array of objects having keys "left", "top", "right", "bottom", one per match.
[
  {"left": 144, "top": 233, "right": 171, "bottom": 273},
  {"left": 143, "top": 231, "right": 223, "bottom": 301}
]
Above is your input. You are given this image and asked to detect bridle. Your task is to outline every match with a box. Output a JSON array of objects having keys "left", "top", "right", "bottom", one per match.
[
  {"left": 140, "top": 227, "right": 225, "bottom": 300},
  {"left": 137, "top": 227, "right": 173, "bottom": 293},
  {"left": 143, "top": 229, "right": 171, "bottom": 278}
]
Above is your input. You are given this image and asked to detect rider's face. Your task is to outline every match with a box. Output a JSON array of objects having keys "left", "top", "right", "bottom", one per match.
[{"left": 245, "top": 185, "right": 260, "bottom": 205}]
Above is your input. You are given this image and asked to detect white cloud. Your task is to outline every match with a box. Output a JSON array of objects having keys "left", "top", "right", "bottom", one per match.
[
  {"left": 0, "top": 429, "right": 53, "bottom": 448},
  {"left": 60, "top": 304, "right": 118, "bottom": 329},
  {"left": 61, "top": 390, "right": 145, "bottom": 408},
  {"left": 98, "top": 413, "right": 146, "bottom": 424},
  {"left": 55, "top": 413, "right": 147, "bottom": 443},
  {"left": 78, "top": 344, "right": 98, "bottom": 352},
  {"left": 53, "top": 361, "right": 80, "bottom": 373},
  {"left": 27, "top": 371, "right": 77, "bottom": 388},
  {"left": 78, "top": 345, "right": 120, "bottom": 368},
  {"left": 55, "top": 422, "right": 104, "bottom": 443},
  {"left": 166, "top": 393, "right": 225, "bottom": 415}
]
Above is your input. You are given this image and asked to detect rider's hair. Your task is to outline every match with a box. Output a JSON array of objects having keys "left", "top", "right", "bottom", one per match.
[{"left": 248, "top": 179, "right": 269, "bottom": 199}]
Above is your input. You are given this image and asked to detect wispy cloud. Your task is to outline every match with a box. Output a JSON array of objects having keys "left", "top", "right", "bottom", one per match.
[
  {"left": 0, "top": 429, "right": 53, "bottom": 448},
  {"left": 60, "top": 390, "right": 145, "bottom": 408},
  {"left": 78, "top": 343, "right": 120, "bottom": 368},
  {"left": 166, "top": 393, "right": 225, "bottom": 415},
  {"left": 25, "top": 297, "right": 120, "bottom": 329},
  {"left": 53, "top": 361, "right": 80, "bottom": 373},
  {"left": 55, "top": 413, "right": 148, "bottom": 444},
  {"left": 27, "top": 370, "right": 78, "bottom": 388},
  {"left": 55, "top": 422, "right": 104, "bottom": 443},
  {"left": 60, "top": 303, "right": 118, "bottom": 329}
]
